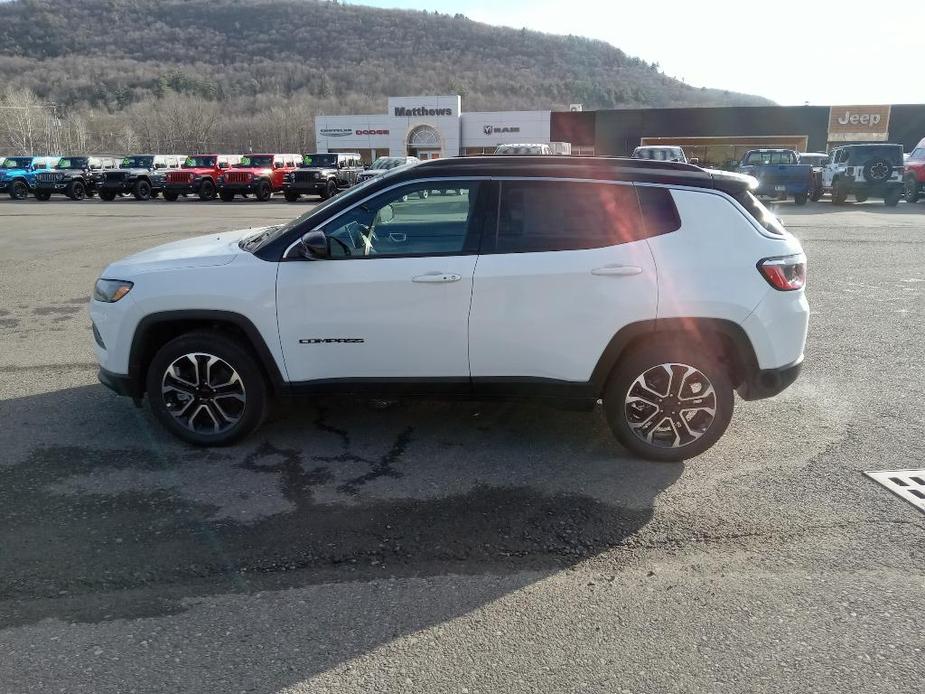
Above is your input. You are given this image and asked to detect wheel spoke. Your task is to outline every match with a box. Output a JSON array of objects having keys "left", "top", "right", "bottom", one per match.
[{"left": 160, "top": 352, "right": 247, "bottom": 436}]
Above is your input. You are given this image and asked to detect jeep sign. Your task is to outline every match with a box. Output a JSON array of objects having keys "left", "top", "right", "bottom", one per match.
[{"left": 828, "top": 105, "right": 891, "bottom": 142}]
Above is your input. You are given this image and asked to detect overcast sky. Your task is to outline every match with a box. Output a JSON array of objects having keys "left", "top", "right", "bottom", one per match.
[{"left": 354, "top": 0, "right": 923, "bottom": 105}]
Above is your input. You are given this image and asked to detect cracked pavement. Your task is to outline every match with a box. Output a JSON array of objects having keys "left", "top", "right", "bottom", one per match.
[{"left": 0, "top": 197, "right": 923, "bottom": 693}]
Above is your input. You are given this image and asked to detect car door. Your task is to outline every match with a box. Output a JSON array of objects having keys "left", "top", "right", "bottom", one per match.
[
  {"left": 276, "top": 178, "right": 489, "bottom": 384},
  {"left": 468, "top": 178, "right": 659, "bottom": 386},
  {"left": 822, "top": 149, "right": 840, "bottom": 188}
]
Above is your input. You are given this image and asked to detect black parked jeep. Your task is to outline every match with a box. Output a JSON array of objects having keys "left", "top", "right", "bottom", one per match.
[
  {"left": 33, "top": 156, "right": 120, "bottom": 201},
  {"left": 283, "top": 152, "right": 363, "bottom": 201},
  {"left": 98, "top": 154, "right": 186, "bottom": 201}
]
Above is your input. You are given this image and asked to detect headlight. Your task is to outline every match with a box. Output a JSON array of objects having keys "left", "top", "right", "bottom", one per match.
[{"left": 93, "top": 279, "right": 133, "bottom": 303}]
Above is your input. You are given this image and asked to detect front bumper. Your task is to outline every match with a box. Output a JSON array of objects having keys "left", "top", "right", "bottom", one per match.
[
  {"left": 218, "top": 183, "right": 262, "bottom": 194},
  {"left": 98, "top": 367, "right": 141, "bottom": 399},
  {"left": 164, "top": 181, "right": 204, "bottom": 195},
  {"left": 285, "top": 182, "right": 327, "bottom": 195}
]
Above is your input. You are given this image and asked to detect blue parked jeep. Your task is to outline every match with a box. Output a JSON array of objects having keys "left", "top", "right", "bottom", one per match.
[
  {"left": 737, "top": 149, "right": 813, "bottom": 205},
  {"left": 0, "top": 156, "right": 61, "bottom": 200}
]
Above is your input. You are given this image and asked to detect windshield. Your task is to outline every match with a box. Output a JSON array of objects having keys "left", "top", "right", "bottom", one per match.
[
  {"left": 240, "top": 164, "right": 415, "bottom": 253},
  {"left": 301, "top": 154, "right": 337, "bottom": 168},
  {"left": 56, "top": 158, "right": 88, "bottom": 169},
  {"left": 799, "top": 154, "right": 827, "bottom": 166},
  {"left": 238, "top": 155, "right": 273, "bottom": 168},
  {"left": 743, "top": 151, "right": 796, "bottom": 165},
  {"left": 183, "top": 156, "right": 217, "bottom": 168},
  {"left": 3, "top": 157, "right": 34, "bottom": 169},
  {"left": 121, "top": 156, "right": 154, "bottom": 168},
  {"left": 370, "top": 157, "right": 406, "bottom": 170}
]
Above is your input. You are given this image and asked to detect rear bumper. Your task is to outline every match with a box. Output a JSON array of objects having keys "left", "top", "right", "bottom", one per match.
[
  {"left": 755, "top": 181, "right": 809, "bottom": 196},
  {"left": 737, "top": 357, "right": 803, "bottom": 400},
  {"left": 836, "top": 179, "right": 903, "bottom": 195}
]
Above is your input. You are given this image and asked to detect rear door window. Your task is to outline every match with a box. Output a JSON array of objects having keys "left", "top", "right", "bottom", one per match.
[{"left": 491, "top": 180, "right": 642, "bottom": 254}]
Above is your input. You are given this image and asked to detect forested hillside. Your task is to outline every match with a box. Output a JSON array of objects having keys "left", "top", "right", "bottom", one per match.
[{"left": 0, "top": 0, "right": 770, "bottom": 154}]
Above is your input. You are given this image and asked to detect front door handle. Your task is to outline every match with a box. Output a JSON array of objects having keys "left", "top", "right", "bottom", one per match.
[
  {"left": 591, "top": 264, "right": 643, "bottom": 277},
  {"left": 412, "top": 272, "right": 462, "bottom": 283}
]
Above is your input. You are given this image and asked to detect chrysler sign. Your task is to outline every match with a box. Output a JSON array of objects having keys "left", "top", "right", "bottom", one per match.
[{"left": 319, "top": 128, "right": 352, "bottom": 138}]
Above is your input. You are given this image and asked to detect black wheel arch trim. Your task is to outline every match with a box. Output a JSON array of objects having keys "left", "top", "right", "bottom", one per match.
[
  {"left": 589, "top": 317, "right": 761, "bottom": 395},
  {"left": 127, "top": 310, "right": 286, "bottom": 398}
]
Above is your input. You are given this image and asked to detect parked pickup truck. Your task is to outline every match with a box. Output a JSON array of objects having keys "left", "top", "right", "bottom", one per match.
[{"left": 737, "top": 149, "right": 813, "bottom": 205}]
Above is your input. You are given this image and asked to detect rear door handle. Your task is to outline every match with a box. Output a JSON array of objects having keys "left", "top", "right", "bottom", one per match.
[
  {"left": 412, "top": 272, "right": 462, "bottom": 283},
  {"left": 591, "top": 264, "right": 643, "bottom": 277}
]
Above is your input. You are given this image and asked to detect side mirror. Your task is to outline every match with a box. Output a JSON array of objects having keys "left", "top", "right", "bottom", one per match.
[
  {"left": 300, "top": 230, "right": 329, "bottom": 259},
  {"left": 690, "top": 157, "right": 700, "bottom": 165}
]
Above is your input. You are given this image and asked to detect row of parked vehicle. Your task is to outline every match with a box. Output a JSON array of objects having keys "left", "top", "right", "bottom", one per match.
[
  {"left": 632, "top": 140, "right": 925, "bottom": 207},
  {"left": 0, "top": 152, "right": 421, "bottom": 202}
]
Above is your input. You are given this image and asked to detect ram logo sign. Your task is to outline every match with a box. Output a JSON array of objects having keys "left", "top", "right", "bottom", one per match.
[{"left": 828, "top": 105, "right": 891, "bottom": 142}]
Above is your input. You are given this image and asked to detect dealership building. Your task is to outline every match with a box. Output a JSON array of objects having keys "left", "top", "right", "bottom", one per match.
[{"left": 316, "top": 95, "right": 925, "bottom": 167}]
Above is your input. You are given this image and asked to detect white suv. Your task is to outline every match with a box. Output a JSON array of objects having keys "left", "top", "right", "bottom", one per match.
[{"left": 92, "top": 157, "right": 808, "bottom": 461}]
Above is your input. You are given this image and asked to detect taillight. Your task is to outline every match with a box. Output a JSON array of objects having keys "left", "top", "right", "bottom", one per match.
[{"left": 758, "top": 253, "right": 806, "bottom": 291}]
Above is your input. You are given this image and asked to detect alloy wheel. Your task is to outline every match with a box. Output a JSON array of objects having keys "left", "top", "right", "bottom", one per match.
[
  {"left": 624, "top": 362, "right": 717, "bottom": 448},
  {"left": 160, "top": 352, "right": 246, "bottom": 434}
]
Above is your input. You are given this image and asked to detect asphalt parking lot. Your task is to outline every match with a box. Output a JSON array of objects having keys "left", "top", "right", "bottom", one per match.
[{"left": 1, "top": 196, "right": 923, "bottom": 693}]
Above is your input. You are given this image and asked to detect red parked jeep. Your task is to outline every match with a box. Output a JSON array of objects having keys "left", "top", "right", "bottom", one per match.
[
  {"left": 216, "top": 153, "right": 301, "bottom": 202},
  {"left": 903, "top": 137, "right": 925, "bottom": 203},
  {"left": 163, "top": 154, "right": 242, "bottom": 201}
]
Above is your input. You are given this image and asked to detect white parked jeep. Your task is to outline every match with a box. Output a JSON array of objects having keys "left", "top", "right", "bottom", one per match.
[
  {"left": 91, "top": 156, "right": 808, "bottom": 461},
  {"left": 821, "top": 143, "right": 905, "bottom": 205}
]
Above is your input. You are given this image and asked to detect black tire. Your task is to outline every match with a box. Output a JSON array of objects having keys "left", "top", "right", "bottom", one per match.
[
  {"left": 855, "top": 192, "right": 868, "bottom": 203},
  {"left": 284, "top": 190, "right": 300, "bottom": 202},
  {"left": 67, "top": 180, "right": 86, "bottom": 200},
  {"left": 34, "top": 190, "right": 51, "bottom": 201},
  {"left": 320, "top": 179, "right": 336, "bottom": 200},
  {"left": 417, "top": 189, "right": 429, "bottom": 200},
  {"left": 99, "top": 191, "right": 117, "bottom": 201},
  {"left": 132, "top": 179, "right": 152, "bottom": 201},
  {"left": 9, "top": 179, "right": 29, "bottom": 200},
  {"left": 831, "top": 182, "right": 848, "bottom": 204},
  {"left": 862, "top": 157, "right": 892, "bottom": 184},
  {"left": 150, "top": 190, "right": 159, "bottom": 199},
  {"left": 146, "top": 331, "right": 267, "bottom": 446},
  {"left": 163, "top": 191, "right": 179, "bottom": 201},
  {"left": 255, "top": 180, "right": 272, "bottom": 202},
  {"left": 793, "top": 192, "right": 808, "bottom": 206},
  {"left": 904, "top": 176, "right": 920, "bottom": 203},
  {"left": 603, "top": 340, "right": 734, "bottom": 462},
  {"left": 884, "top": 189, "right": 902, "bottom": 207},
  {"left": 198, "top": 178, "right": 216, "bottom": 201},
  {"left": 219, "top": 191, "right": 235, "bottom": 202}
]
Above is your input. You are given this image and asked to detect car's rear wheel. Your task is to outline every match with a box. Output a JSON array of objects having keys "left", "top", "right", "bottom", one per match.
[
  {"left": 67, "top": 180, "right": 86, "bottom": 200},
  {"left": 884, "top": 188, "right": 902, "bottom": 207},
  {"left": 904, "top": 176, "right": 920, "bottom": 203},
  {"left": 146, "top": 332, "right": 267, "bottom": 446},
  {"left": 793, "top": 192, "right": 808, "bottom": 206},
  {"left": 132, "top": 179, "right": 152, "bottom": 201},
  {"left": 219, "top": 191, "right": 234, "bottom": 202},
  {"left": 9, "top": 180, "right": 29, "bottom": 200},
  {"left": 198, "top": 179, "right": 216, "bottom": 201},
  {"left": 603, "top": 342, "right": 734, "bottom": 462},
  {"left": 855, "top": 191, "right": 868, "bottom": 203},
  {"left": 99, "top": 191, "right": 116, "bottom": 201},
  {"left": 831, "top": 182, "right": 848, "bottom": 204}
]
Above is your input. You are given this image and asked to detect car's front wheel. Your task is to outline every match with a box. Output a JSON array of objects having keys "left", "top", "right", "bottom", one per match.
[
  {"left": 132, "top": 179, "right": 152, "bottom": 201},
  {"left": 9, "top": 180, "right": 29, "bottom": 200},
  {"left": 146, "top": 332, "right": 267, "bottom": 446},
  {"left": 603, "top": 342, "right": 734, "bottom": 462},
  {"left": 903, "top": 176, "right": 919, "bottom": 203}
]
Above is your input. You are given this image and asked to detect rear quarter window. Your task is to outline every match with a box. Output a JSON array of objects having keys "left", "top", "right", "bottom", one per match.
[
  {"left": 493, "top": 180, "right": 644, "bottom": 253},
  {"left": 636, "top": 186, "right": 682, "bottom": 236}
]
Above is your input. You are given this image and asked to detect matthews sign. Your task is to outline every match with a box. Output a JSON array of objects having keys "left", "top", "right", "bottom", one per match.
[
  {"left": 394, "top": 106, "right": 454, "bottom": 117},
  {"left": 828, "top": 105, "right": 891, "bottom": 142}
]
